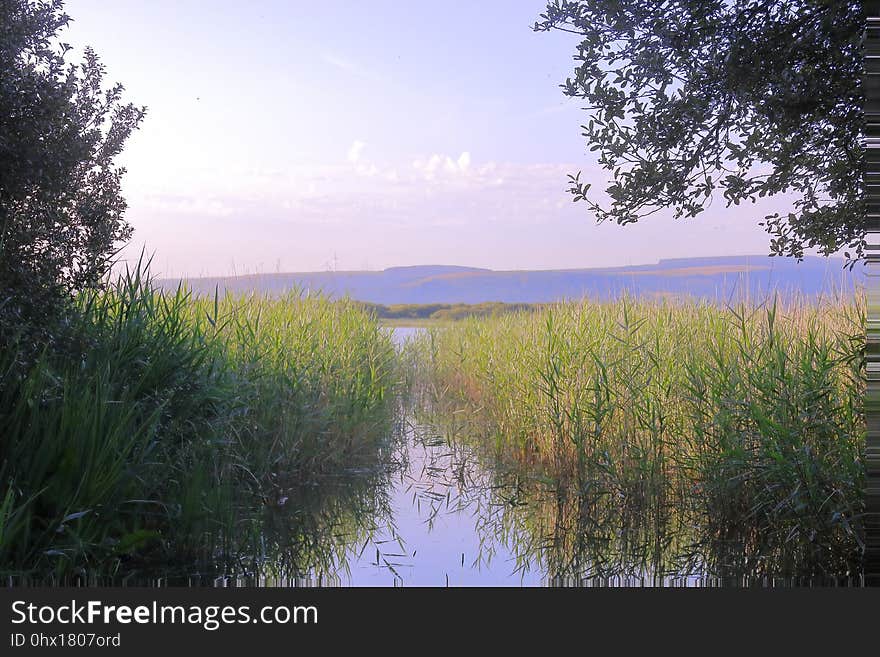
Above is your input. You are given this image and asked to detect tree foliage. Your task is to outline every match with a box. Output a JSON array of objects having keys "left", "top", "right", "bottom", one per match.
[
  {"left": 0, "top": 0, "right": 145, "bottom": 331},
  {"left": 535, "top": 0, "right": 864, "bottom": 262}
]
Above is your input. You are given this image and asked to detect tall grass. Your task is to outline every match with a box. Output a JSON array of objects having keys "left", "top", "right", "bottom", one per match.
[
  {"left": 0, "top": 266, "right": 397, "bottom": 579},
  {"left": 416, "top": 293, "right": 865, "bottom": 577}
]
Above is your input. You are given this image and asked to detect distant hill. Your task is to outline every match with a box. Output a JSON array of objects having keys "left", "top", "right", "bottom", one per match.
[{"left": 157, "top": 256, "right": 863, "bottom": 304}]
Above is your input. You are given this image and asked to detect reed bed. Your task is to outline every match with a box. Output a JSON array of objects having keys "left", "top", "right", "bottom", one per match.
[
  {"left": 0, "top": 267, "right": 397, "bottom": 578},
  {"left": 416, "top": 294, "right": 866, "bottom": 577}
]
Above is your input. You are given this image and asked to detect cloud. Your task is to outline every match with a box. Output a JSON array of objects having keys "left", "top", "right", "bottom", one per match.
[
  {"left": 347, "top": 140, "right": 366, "bottom": 164},
  {"left": 127, "top": 155, "right": 597, "bottom": 236},
  {"left": 413, "top": 151, "right": 475, "bottom": 180}
]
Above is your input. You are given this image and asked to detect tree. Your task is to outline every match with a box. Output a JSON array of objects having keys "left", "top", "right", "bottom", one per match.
[
  {"left": 534, "top": 0, "right": 864, "bottom": 262},
  {"left": 0, "top": 0, "right": 145, "bottom": 332}
]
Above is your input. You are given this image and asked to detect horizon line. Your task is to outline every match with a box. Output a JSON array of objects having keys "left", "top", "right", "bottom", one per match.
[{"left": 149, "top": 253, "right": 850, "bottom": 281}]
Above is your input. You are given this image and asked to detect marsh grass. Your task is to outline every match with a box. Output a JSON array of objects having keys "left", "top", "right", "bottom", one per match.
[
  {"left": 0, "top": 265, "right": 397, "bottom": 579},
  {"left": 416, "top": 293, "right": 866, "bottom": 577}
]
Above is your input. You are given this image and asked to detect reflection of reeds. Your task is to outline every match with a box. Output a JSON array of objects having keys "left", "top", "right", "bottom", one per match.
[
  {"left": 417, "top": 293, "right": 866, "bottom": 579},
  {"left": 0, "top": 264, "right": 398, "bottom": 580}
]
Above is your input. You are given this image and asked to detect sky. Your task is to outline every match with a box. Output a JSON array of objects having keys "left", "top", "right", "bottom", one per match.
[{"left": 63, "top": 0, "right": 809, "bottom": 277}]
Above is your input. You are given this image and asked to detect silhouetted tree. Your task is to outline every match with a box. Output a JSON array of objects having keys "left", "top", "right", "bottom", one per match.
[
  {"left": 535, "top": 1, "right": 863, "bottom": 262},
  {"left": 0, "top": 0, "right": 145, "bottom": 335}
]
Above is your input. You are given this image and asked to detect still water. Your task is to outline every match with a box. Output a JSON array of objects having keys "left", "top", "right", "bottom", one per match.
[
  {"left": 342, "top": 426, "right": 541, "bottom": 586},
  {"left": 340, "top": 326, "right": 539, "bottom": 585}
]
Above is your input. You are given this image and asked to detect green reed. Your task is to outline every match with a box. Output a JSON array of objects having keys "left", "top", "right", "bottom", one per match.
[
  {"left": 416, "top": 293, "right": 866, "bottom": 577},
  {"left": 0, "top": 265, "right": 397, "bottom": 578}
]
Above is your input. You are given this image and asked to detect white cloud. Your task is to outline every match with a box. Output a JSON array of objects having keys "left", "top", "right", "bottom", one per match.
[
  {"left": 347, "top": 140, "right": 366, "bottom": 164},
  {"left": 413, "top": 151, "right": 477, "bottom": 180}
]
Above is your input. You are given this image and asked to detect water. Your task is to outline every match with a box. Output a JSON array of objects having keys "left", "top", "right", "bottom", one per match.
[
  {"left": 387, "top": 326, "right": 423, "bottom": 344},
  {"left": 342, "top": 423, "right": 542, "bottom": 586},
  {"left": 334, "top": 326, "right": 542, "bottom": 585}
]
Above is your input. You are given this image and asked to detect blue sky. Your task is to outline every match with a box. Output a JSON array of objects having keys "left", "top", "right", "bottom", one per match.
[{"left": 64, "top": 0, "right": 804, "bottom": 277}]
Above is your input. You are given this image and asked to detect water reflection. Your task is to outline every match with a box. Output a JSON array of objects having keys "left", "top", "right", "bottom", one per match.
[
  {"left": 351, "top": 420, "right": 705, "bottom": 586},
  {"left": 345, "top": 422, "right": 541, "bottom": 585},
  {"left": 359, "top": 420, "right": 862, "bottom": 587}
]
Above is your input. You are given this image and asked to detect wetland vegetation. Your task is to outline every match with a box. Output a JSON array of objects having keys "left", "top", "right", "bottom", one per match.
[
  {"left": 0, "top": 264, "right": 398, "bottom": 581},
  {"left": 408, "top": 294, "right": 866, "bottom": 581},
  {"left": 1, "top": 285, "right": 866, "bottom": 585}
]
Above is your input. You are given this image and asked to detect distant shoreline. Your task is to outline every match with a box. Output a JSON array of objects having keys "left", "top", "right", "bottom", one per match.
[{"left": 155, "top": 255, "right": 861, "bottom": 306}]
